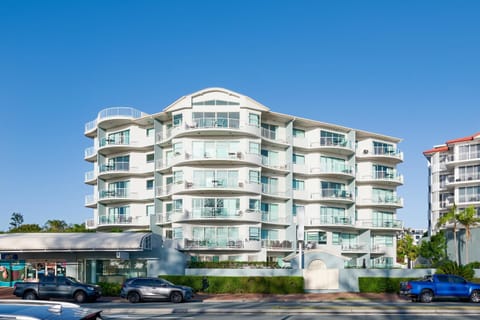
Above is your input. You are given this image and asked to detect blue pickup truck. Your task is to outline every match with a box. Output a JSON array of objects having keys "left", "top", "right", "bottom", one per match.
[{"left": 400, "top": 274, "right": 480, "bottom": 303}]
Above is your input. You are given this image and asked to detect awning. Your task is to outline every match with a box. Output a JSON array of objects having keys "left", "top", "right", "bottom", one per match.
[{"left": 0, "top": 232, "right": 151, "bottom": 252}]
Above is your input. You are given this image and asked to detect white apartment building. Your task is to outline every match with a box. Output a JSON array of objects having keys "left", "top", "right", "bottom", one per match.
[
  {"left": 84, "top": 87, "right": 404, "bottom": 268},
  {"left": 424, "top": 133, "right": 480, "bottom": 234}
]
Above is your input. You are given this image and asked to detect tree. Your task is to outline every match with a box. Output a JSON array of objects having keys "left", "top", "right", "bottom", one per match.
[
  {"left": 436, "top": 204, "right": 460, "bottom": 264},
  {"left": 44, "top": 220, "right": 68, "bottom": 232},
  {"left": 457, "top": 205, "right": 480, "bottom": 264},
  {"left": 397, "top": 233, "right": 419, "bottom": 268},
  {"left": 418, "top": 230, "right": 447, "bottom": 266},
  {"left": 9, "top": 224, "right": 42, "bottom": 233},
  {"left": 65, "top": 223, "right": 89, "bottom": 232},
  {"left": 9, "top": 212, "right": 24, "bottom": 230}
]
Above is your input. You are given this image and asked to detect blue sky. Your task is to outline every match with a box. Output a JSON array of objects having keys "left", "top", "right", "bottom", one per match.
[{"left": 1, "top": 0, "right": 479, "bottom": 231}]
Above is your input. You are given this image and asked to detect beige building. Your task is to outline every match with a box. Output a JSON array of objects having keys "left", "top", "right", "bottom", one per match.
[{"left": 84, "top": 87, "right": 404, "bottom": 268}]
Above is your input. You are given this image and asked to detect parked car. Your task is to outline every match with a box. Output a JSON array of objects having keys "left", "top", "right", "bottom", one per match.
[
  {"left": 13, "top": 276, "right": 102, "bottom": 303},
  {"left": 400, "top": 274, "right": 480, "bottom": 303},
  {"left": 120, "top": 277, "right": 194, "bottom": 303},
  {"left": 0, "top": 299, "right": 103, "bottom": 319}
]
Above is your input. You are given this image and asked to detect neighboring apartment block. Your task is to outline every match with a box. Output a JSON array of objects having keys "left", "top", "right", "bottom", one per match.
[
  {"left": 424, "top": 133, "right": 480, "bottom": 237},
  {"left": 84, "top": 88, "right": 404, "bottom": 268}
]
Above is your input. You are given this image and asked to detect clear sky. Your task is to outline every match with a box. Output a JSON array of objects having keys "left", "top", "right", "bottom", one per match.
[{"left": 1, "top": 0, "right": 479, "bottom": 232}]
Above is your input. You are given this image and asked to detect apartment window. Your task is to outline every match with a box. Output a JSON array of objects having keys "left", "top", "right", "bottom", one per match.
[
  {"left": 293, "top": 154, "right": 305, "bottom": 165},
  {"left": 146, "top": 180, "right": 154, "bottom": 190},
  {"left": 320, "top": 206, "right": 346, "bottom": 224},
  {"left": 249, "top": 170, "right": 260, "bottom": 184},
  {"left": 173, "top": 142, "right": 183, "bottom": 155},
  {"left": 293, "top": 179, "right": 305, "bottom": 191},
  {"left": 261, "top": 123, "right": 277, "bottom": 140},
  {"left": 458, "top": 165, "right": 480, "bottom": 181},
  {"left": 459, "top": 186, "right": 480, "bottom": 203},
  {"left": 173, "top": 114, "right": 183, "bottom": 127},
  {"left": 458, "top": 144, "right": 480, "bottom": 161},
  {"left": 173, "top": 171, "right": 183, "bottom": 184},
  {"left": 292, "top": 204, "right": 304, "bottom": 217},
  {"left": 193, "top": 112, "right": 239, "bottom": 128},
  {"left": 107, "top": 206, "right": 129, "bottom": 222},
  {"left": 373, "top": 164, "right": 394, "bottom": 179},
  {"left": 173, "top": 227, "right": 183, "bottom": 239},
  {"left": 373, "top": 141, "right": 395, "bottom": 155},
  {"left": 249, "top": 142, "right": 260, "bottom": 155},
  {"left": 192, "top": 99, "right": 239, "bottom": 106},
  {"left": 261, "top": 229, "right": 279, "bottom": 240},
  {"left": 146, "top": 127, "right": 154, "bottom": 136},
  {"left": 249, "top": 199, "right": 260, "bottom": 211},
  {"left": 332, "top": 232, "right": 357, "bottom": 246},
  {"left": 321, "top": 156, "right": 347, "bottom": 172},
  {"left": 293, "top": 128, "right": 305, "bottom": 138},
  {"left": 320, "top": 130, "right": 345, "bottom": 146},
  {"left": 173, "top": 199, "right": 183, "bottom": 212},
  {"left": 146, "top": 204, "right": 154, "bottom": 216},
  {"left": 146, "top": 153, "right": 154, "bottom": 163},
  {"left": 373, "top": 235, "right": 394, "bottom": 247},
  {"left": 105, "top": 129, "right": 130, "bottom": 145},
  {"left": 373, "top": 188, "right": 396, "bottom": 203},
  {"left": 306, "top": 232, "right": 327, "bottom": 245},
  {"left": 249, "top": 227, "right": 260, "bottom": 241},
  {"left": 249, "top": 113, "right": 260, "bottom": 127},
  {"left": 373, "top": 211, "right": 394, "bottom": 227}
]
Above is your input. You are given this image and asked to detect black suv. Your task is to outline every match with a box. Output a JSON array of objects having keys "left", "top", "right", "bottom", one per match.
[{"left": 120, "top": 277, "right": 194, "bottom": 303}]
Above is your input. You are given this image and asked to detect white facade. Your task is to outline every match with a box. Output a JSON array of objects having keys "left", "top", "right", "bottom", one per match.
[
  {"left": 84, "top": 88, "right": 404, "bottom": 268},
  {"left": 424, "top": 133, "right": 480, "bottom": 236}
]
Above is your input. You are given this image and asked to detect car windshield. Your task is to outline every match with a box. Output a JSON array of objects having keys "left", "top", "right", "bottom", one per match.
[
  {"left": 160, "top": 278, "right": 174, "bottom": 286},
  {"left": 67, "top": 276, "right": 81, "bottom": 283}
]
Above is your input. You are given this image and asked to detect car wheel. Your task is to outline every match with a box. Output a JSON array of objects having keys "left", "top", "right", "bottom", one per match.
[
  {"left": 470, "top": 290, "right": 480, "bottom": 303},
  {"left": 23, "top": 291, "right": 37, "bottom": 300},
  {"left": 420, "top": 290, "right": 433, "bottom": 303},
  {"left": 74, "top": 291, "right": 87, "bottom": 303},
  {"left": 170, "top": 291, "right": 183, "bottom": 303},
  {"left": 128, "top": 292, "right": 141, "bottom": 303}
]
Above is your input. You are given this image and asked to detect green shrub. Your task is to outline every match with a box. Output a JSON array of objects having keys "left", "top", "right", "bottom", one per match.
[
  {"left": 436, "top": 261, "right": 475, "bottom": 280},
  {"left": 160, "top": 275, "right": 303, "bottom": 294},
  {"left": 358, "top": 277, "right": 416, "bottom": 293},
  {"left": 97, "top": 282, "right": 122, "bottom": 296}
]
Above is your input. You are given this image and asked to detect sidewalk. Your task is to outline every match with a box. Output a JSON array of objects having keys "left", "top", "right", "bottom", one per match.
[{"left": 0, "top": 286, "right": 403, "bottom": 302}]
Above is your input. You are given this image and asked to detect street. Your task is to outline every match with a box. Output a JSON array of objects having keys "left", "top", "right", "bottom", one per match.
[{"left": 91, "top": 299, "right": 480, "bottom": 319}]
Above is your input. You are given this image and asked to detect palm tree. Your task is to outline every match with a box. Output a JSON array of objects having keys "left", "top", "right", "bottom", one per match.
[
  {"left": 436, "top": 204, "right": 460, "bottom": 264},
  {"left": 44, "top": 219, "right": 68, "bottom": 232},
  {"left": 457, "top": 205, "right": 480, "bottom": 264}
]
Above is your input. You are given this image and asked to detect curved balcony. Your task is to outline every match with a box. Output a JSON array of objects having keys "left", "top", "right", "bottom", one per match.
[
  {"left": 356, "top": 196, "right": 403, "bottom": 208},
  {"left": 84, "top": 146, "right": 97, "bottom": 162},
  {"left": 261, "top": 184, "right": 290, "bottom": 200},
  {"left": 357, "top": 147, "right": 403, "bottom": 164},
  {"left": 307, "top": 216, "right": 355, "bottom": 228},
  {"left": 309, "top": 137, "right": 355, "bottom": 156},
  {"left": 156, "top": 181, "right": 262, "bottom": 199},
  {"left": 262, "top": 239, "right": 294, "bottom": 251},
  {"left": 356, "top": 219, "right": 403, "bottom": 230},
  {"left": 166, "top": 209, "right": 262, "bottom": 223},
  {"left": 98, "top": 189, "right": 153, "bottom": 204},
  {"left": 356, "top": 172, "right": 404, "bottom": 186},
  {"left": 85, "top": 107, "right": 147, "bottom": 137},
  {"left": 84, "top": 194, "right": 97, "bottom": 208},
  {"left": 445, "top": 153, "right": 480, "bottom": 167},
  {"left": 308, "top": 189, "right": 354, "bottom": 204},
  {"left": 156, "top": 152, "right": 262, "bottom": 172},
  {"left": 95, "top": 215, "right": 150, "bottom": 231},
  {"left": 261, "top": 212, "right": 291, "bottom": 226},
  {"left": 180, "top": 239, "right": 262, "bottom": 251},
  {"left": 307, "top": 165, "right": 355, "bottom": 179},
  {"left": 261, "top": 157, "right": 290, "bottom": 174},
  {"left": 261, "top": 128, "right": 289, "bottom": 147},
  {"left": 84, "top": 170, "right": 96, "bottom": 185}
]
